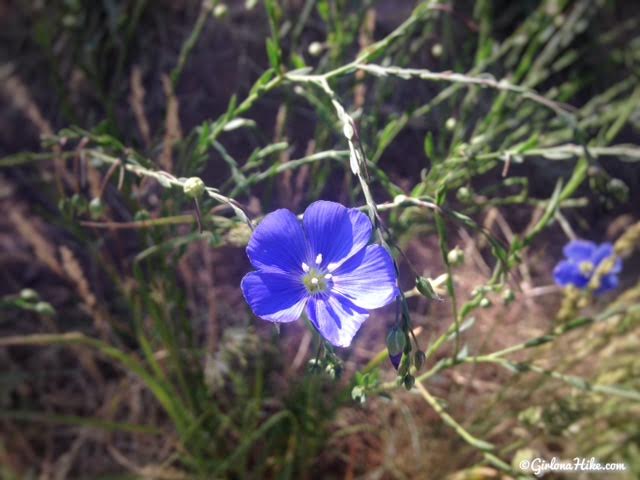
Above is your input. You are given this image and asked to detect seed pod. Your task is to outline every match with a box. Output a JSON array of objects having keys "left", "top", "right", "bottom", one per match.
[{"left": 183, "top": 177, "right": 205, "bottom": 199}]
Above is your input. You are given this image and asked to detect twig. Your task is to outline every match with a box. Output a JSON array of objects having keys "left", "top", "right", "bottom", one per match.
[
  {"left": 170, "top": 0, "right": 214, "bottom": 89},
  {"left": 415, "top": 381, "right": 495, "bottom": 452}
]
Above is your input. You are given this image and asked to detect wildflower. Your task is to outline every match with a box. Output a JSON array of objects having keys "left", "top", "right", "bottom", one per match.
[
  {"left": 241, "top": 201, "right": 398, "bottom": 347},
  {"left": 553, "top": 240, "right": 622, "bottom": 293}
]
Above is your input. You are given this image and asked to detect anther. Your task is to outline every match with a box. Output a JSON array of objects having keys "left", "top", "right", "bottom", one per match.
[
  {"left": 324, "top": 274, "right": 333, "bottom": 280},
  {"left": 327, "top": 262, "right": 339, "bottom": 272},
  {"left": 315, "top": 253, "right": 323, "bottom": 265},
  {"left": 311, "top": 277, "right": 319, "bottom": 285},
  {"left": 302, "top": 262, "right": 310, "bottom": 272}
]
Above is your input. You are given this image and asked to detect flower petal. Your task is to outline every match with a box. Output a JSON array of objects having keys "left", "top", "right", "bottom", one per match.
[
  {"left": 389, "top": 352, "right": 402, "bottom": 370},
  {"left": 553, "top": 260, "right": 589, "bottom": 288},
  {"left": 591, "top": 242, "right": 614, "bottom": 265},
  {"left": 612, "top": 257, "right": 623, "bottom": 274},
  {"left": 563, "top": 240, "right": 596, "bottom": 262},
  {"left": 331, "top": 245, "right": 398, "bottom": 309},
  {"left": 306, "top": 294, "right": 368, "bottom": 347},
  {"left": 241, "top": 271, "right": 308, "bottom": 323},
  {"left": 303, "top": 201, "right": 371, "bottom": 270},
  {"left": 347, "top": 208, "right": 373, "bottom": 258},
  {"left": 597, "top": 274, "right": 619, "bottom": 294},
  {"left": 247, "top": 209, "right": 309, "bottom": 274}
]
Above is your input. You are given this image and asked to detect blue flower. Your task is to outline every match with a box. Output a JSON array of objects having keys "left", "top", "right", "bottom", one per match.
[
  {"left": 553, "top": 240, "right": 622, "bottom": 293},
  {"left": 241, "top": 201, "right": 399, "bottom": 347}
]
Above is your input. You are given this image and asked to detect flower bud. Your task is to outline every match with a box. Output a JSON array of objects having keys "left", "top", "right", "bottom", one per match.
[
  {"left": 183, "top": 177, "right": 205, "bottom": 199},
  {"left": 213, "top": 3, "right": 228, "bottom": 18},
  {"left": 455, "top": 142, "right": 469, "bottom": 156},
  {"left": 35, "top": 301, "right": 55, "bottom": 316},
  {"left": 403, "top": 374, "right": 415, "bottom": 390},
  {"left": 518, "top": 406, "right": 543, "bottom": 426},
  {"left": 20, "top": 289, "right": 38, "bottom": 301},
  {"left": 393, "top": 194, "right": 407, "bottom": 205},
  {"left": 60, "top": 194, "right": 87, "bottom": 217},
  {"left": 351, "top": 385, "right": 366, "bottom": 404},
  {"left": 431, "top": 43, "right": 443, "bottom": 58},
  {"left": 325, "top": 363, "right": 338, "bottom": 380},
  {"left": 308, "top": 42, "right": 324, "bottom": 57},
  {"left": 479, "top": 297, "right": 492, "bottom": 309},
  {"left": 386, "top": 327, "right": 406, "bottom": 357},
  {"left": 226, "top": 223, "right": 253, "bottom": 247},
  {"left": 307, "top": 358, "right": 321, "bottom": 373},
  {"left": 445, "top": 117, "right": 456, "bottom": 131},
  {"left": 389, "top": 352, "right": 402, "bottom": 370},
  {"left": 134, "top": 209, "right": 150, "bottom": 221},
  {"left": 457, "top": 187, "right": 472, "bottom": 203},
  {"left": 89, "top": 197, "right": 104, "bottom": 219},
  {"left": 607, "top": 178, "right": 629, "bottom": 203},
  {"left": 502, "top": 288, "right": 515, "bottom": 305},
  {"left": 447, "top": 246, "right": 464, "bottom": 267},
  {"left": 512, "top": 448, "right": 539, "bottom": 472},
  {"left": 416, "top": 276, "right": 438, "bottom": 299},
  {"left": 470, "top": 135, "right": 485, "bottom": 146}
]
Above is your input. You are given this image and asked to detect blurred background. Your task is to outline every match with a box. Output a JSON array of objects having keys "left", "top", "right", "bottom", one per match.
[{"left": 1, "top": 0, "right": 639, "bottom": 478}]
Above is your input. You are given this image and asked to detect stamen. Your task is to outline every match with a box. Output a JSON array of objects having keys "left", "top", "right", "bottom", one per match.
[
  {"left": 324, "top": 274, "right": 333, "bottom": 280},
  {"left": 327, "top": 262, "right": 339, "bottom": 272},
  {"left": 302, "top": 262, "right": 310, "bottom": 272},
  {"left": 311, "top": 277, "right": 319, "bottom": 285},
  {"left": 315, "top": 253, "right": 323, "bottom": 265}
]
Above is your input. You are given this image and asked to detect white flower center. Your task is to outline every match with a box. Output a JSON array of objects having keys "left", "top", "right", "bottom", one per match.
[{"left": 301, "top": 260, "right": 334, "bottom": 295}]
